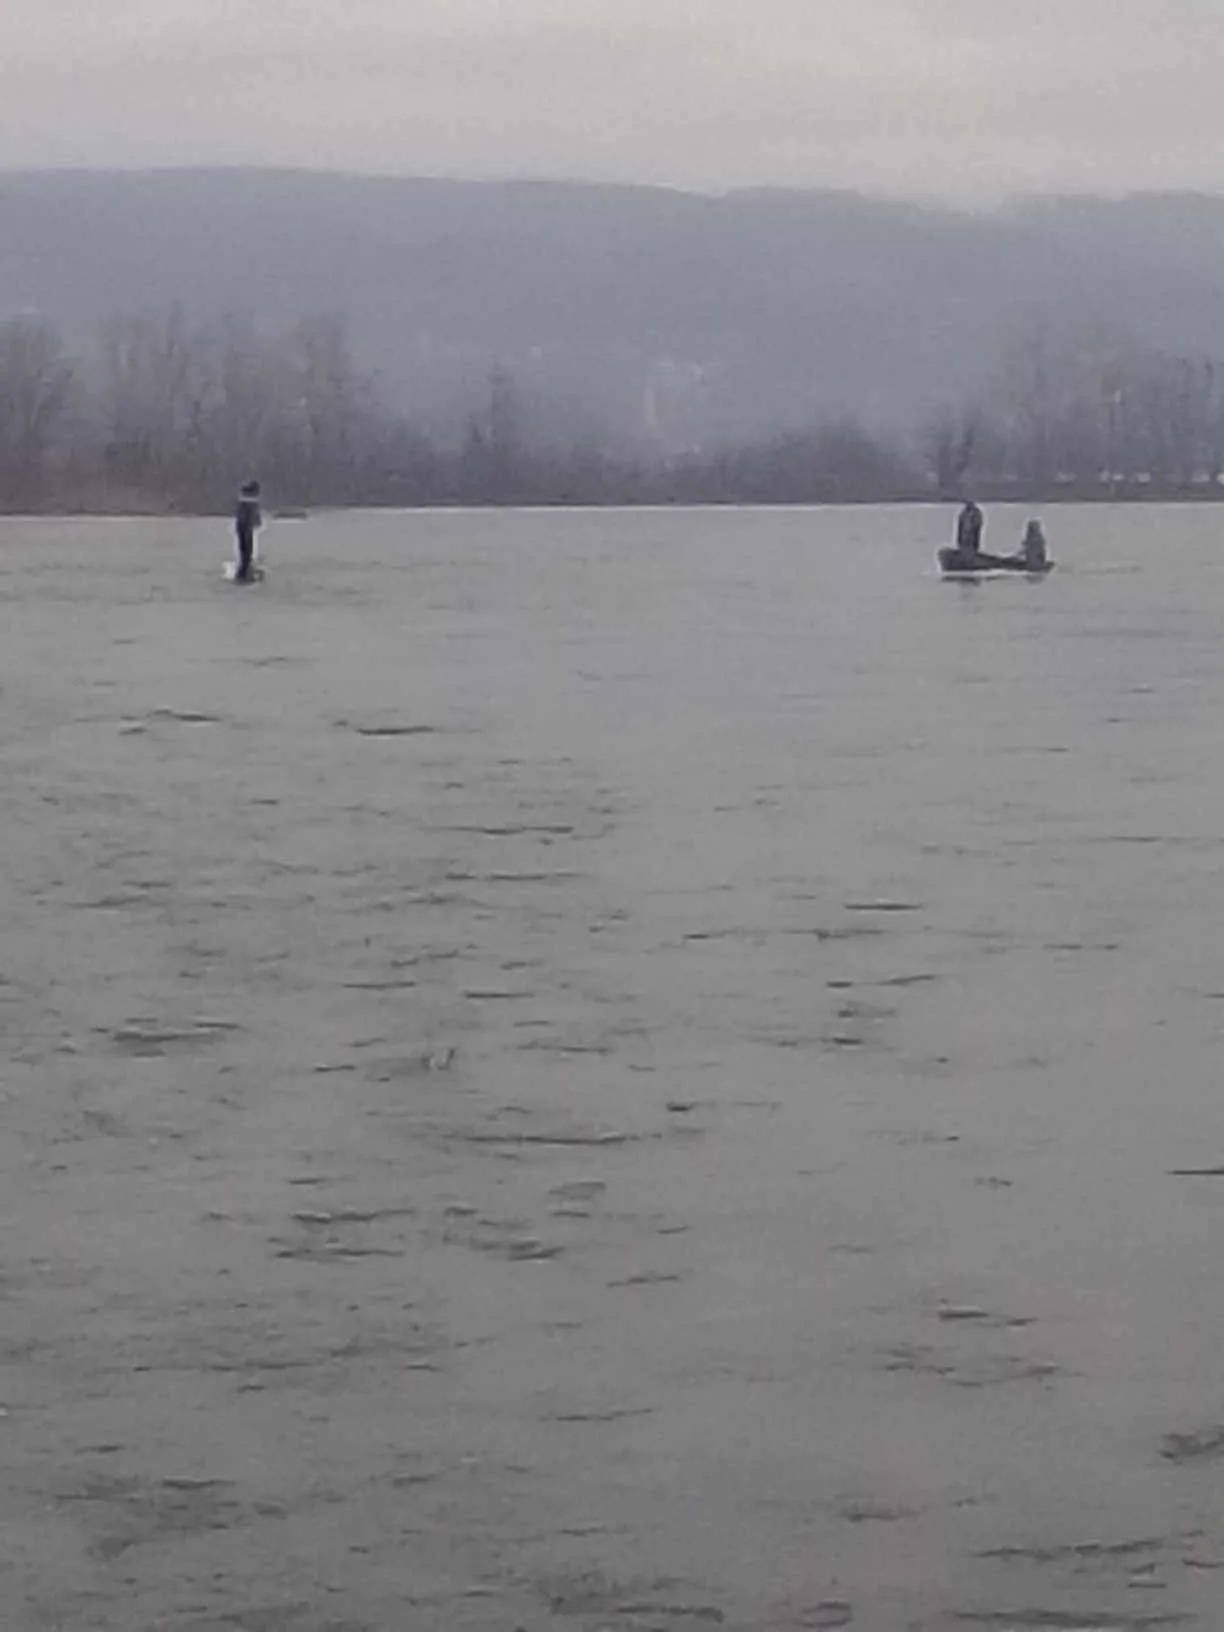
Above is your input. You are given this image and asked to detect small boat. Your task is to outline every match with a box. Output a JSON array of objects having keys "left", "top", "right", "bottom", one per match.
[{"left": 938, "top": 547, "right": 1055, "bottom": 580}]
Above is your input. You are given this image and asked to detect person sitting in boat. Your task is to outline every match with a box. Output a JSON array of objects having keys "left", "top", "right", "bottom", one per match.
[
  {"left": 1021, "top": 519, "right": 1048, "bottom": 570},
  {"left": 955, "top": 499, "right": 984, "bottom": 559}
]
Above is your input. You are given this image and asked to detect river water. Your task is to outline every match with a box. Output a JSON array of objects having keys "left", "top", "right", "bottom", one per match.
[{"left": 2, "top": 504, "right": 1223, "bottom": 1630}]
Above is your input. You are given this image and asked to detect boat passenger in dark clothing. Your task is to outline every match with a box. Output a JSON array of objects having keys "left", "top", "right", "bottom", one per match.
[
  {"left": 955, "top": 500, "right": 984, "bottom": 558},
  {"left": 1021, "top": 519, "right": 1048, "bottom": 570},
  {"left": 234, "top": 481, "right": 262, "bottom": 581}
]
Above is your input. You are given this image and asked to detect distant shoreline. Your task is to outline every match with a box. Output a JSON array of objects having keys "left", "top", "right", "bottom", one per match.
[{"left": 3, "top": 493, "right": 1224, "bottom": 520}]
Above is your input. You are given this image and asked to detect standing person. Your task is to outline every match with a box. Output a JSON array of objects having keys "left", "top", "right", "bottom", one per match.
[
  {"left": 955, "top": 499, "right": 984, "bottom": 560},
  {"left": 234, "top": 480, "right": 263, "bottom": 583}
]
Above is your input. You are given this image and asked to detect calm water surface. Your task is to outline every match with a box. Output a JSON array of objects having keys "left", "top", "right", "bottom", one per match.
[{"left": 3, "top": 504, "right": 1224, "bottom": 1629}]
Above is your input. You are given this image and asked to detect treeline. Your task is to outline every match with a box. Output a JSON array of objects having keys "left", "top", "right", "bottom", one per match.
[
  {"left": 4, "top": 306, "right": 1224, "bottom": 512},
  {"left": 921, "top": 320, "right": 1224, "bottom": 501},
  {"left": 0, "top": 308, "right": 415, "bottom": 513}
]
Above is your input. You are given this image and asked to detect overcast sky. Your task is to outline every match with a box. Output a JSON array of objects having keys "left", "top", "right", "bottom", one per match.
[{"left": 2, "top": 0, "right": 1221, "bottom": 200}]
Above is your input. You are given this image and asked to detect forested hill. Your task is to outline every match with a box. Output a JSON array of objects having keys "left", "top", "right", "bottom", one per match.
[{"left": 6, "top": 170, "right": 1224, "bottom": 445}]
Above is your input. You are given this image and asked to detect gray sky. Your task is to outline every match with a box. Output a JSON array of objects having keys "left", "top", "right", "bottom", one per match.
[{"left": 3, "top": 0, "right": 1222, "bottom": 199}]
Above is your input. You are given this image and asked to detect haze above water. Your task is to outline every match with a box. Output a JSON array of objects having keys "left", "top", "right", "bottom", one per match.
[{"left": 4, "top": 504, "right": 1224, "bottom": 1629}]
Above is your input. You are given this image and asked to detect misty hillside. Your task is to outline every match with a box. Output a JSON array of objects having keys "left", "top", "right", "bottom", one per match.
[{"left": 5, "top": 169, "right": 1224, "bottom": 447}]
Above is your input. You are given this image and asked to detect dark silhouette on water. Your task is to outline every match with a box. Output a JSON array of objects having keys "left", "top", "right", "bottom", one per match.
[
  {"left": 1022, "top": 518, "right": 1048, "bottom": 570},
  {"left": 938, "top": 507, "right": 1055, "bottom": 577},
  {"left": 955, "top": 499, "right": 984, "bottom": 558},
  {"left": 233, "top": 480, "right": 262, "bottom": 582}
]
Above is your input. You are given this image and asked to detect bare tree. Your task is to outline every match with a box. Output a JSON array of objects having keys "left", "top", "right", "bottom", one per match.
[
  {"left": 918, "top": 404, "right": 980, "bottom": 497},
  {"left": 209, "top": 313, "right": 293, "bottom": 490},
  {"left": 995, "top": 319, "right": 1059, "bottom": 490},
  {"left": 288, "top": 313, "right": 378, "bottom": 501},
  {"left": 0, "top": 315, "right": 76, "bottom": 505},
  {"left": 100, "top": 305, "right": 216, "bottom": 498}
]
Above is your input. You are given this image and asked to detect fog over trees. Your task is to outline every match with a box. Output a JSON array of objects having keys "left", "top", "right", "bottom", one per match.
[
  {"left": 6, "top": 172, "right": 1224, "bottom": 509},
  {"left": 3, "top": 304, "right": 1223, "bottom": 512}
]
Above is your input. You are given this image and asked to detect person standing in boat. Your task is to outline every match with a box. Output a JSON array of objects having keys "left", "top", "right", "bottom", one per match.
[
  {"left": 233, "top": 480, "right": 263, "bottom": 582},
  {"left": 1021, "top": 519, "right": 1048, "bottom": 570},
  {"left": 955, "top": 499, "right": 984, "bottom": 559}
]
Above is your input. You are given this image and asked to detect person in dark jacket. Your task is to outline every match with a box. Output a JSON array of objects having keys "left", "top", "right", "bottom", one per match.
[
  {"left": 1021, "top": 518, "right": 1048, "bottom": 570},
  {"left": 955, "top": 499, "right": 984, "bottom": 558},
  {"left": 234, "top": 480, "right": 263, "bottom": 582}
]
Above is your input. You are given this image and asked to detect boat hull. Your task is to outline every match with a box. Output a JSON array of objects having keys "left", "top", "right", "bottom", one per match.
[{"left": 938, "top": 547, "right": 1054, "bottom": 579}]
